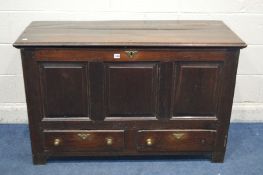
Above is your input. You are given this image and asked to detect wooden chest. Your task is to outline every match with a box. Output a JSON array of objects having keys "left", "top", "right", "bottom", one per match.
[{"left": 13, "top": 21, "right": 246, "bottom": 164}]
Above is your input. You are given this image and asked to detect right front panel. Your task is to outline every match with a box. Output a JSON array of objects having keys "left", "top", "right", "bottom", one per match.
[{"left": 173, "top": 63, "right": 222, "bottom": 116}]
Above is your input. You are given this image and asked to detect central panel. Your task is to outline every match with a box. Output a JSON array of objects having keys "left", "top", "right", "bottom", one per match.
[{"left": 105, "top": 62, "right": 158, "bottom": 117}]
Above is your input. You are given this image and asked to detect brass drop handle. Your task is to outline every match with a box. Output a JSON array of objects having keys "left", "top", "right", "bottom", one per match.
[
  {"left": 146, "top": 138, "right": 153, "bottom": 146},
  {"left": 54, "top": 138, "right": 61, "bottom": 146},
  {"left": 106, "top": 137, "right": 113, "bottom": 146},
  {"left": 125, "top": 51, "right": 138, "bottom": 59}
]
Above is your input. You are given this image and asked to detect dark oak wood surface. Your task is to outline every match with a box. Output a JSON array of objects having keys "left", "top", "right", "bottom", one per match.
[
  {"left": 137, "top": 130, "right": 216, "bottom": 152},
  {"left": 173, "top": 63, "right": 222, "bottom": 116},
  {"left": 39, "top": 63, "right": 87, "bottom": 117},
  {"left": 33, "top": 48, "right": 229, "bottom": 61},
  {"left": 44, "top": 130, "right": 124, "bottom": 152},
  {"left": 106, "top": 62, "right": 158, "bottom": 117},
  {"left": 14, "top": 21, "right": 246, "bottom": 164},
  {"left": 13, "top": 21, "right": 246, "bottom": 48}
]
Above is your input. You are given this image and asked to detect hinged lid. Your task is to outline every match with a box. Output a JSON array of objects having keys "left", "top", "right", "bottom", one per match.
[{"left": 13, "top": 20, "right": 246, "bottom": 48}]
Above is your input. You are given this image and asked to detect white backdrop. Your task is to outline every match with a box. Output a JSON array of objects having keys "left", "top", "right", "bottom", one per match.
[{"left": 0, "top": 0, "right": 263, "bottom": 123}]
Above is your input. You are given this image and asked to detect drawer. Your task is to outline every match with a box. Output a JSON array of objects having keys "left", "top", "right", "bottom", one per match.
[
  {"left": 44, "top": 130, "right": 124, "bottom": 152},
  {"left": 137, "top": 130, "right": 216, "bottom": 152}
]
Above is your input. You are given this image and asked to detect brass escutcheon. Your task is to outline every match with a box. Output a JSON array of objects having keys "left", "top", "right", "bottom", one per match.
[
  {"left": 125, "top": 51, "right": 138, "bottom": 59},
  {"left": 172, "top": 133, "right": 185, "bottom": 139},
  {"left": 77, "top": 133, "right": 91, "bottom": 140}
]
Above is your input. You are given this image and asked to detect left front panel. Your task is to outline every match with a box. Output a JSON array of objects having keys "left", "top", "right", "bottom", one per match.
[{"left": 39, "top": 63, "right": 88, "bottom": 118}]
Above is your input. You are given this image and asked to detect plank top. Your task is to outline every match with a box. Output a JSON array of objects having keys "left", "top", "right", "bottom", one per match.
[{"left": 13, "top": 20, "right": 246, "bottom": 48}]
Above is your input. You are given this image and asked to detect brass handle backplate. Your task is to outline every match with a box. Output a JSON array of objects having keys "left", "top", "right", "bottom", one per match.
[
  {"left": 146, "top": 138, "right": 153, "bottom": 146},
  {"left": 125, "top": 51, "right": 138, "bottom": 59},
  {"left": 54, "top": 138, "right": 61, "bottom": 146},
  {"left": 106, "top": 137, "right": 113, "bottom": 145},
  {"left": 172, "top": 133, "right": 185, "bottom": 139},
  {"left": 77, "top": 133, "right": 91, "bottom": 140}
]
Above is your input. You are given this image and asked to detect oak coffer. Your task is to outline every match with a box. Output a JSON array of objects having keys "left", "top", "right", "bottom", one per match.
[{"left": 13, "top": 20, "right": 246, "bottom": 164}]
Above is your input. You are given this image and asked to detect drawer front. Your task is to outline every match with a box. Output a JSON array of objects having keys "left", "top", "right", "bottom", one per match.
[
  {"left": 44, "top": 130, "right": 124, "bottom": 152},
  {"left": 137, "top": 130, "right": 216, "bottom": 152}
]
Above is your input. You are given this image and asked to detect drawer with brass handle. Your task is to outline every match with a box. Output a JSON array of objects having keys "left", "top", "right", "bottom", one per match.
[
  {"left": 137, "top": 130, "right": 216, "bottom": 152},
  {"left": 44, "top": 130, "right": 124, "bottom": 152}
]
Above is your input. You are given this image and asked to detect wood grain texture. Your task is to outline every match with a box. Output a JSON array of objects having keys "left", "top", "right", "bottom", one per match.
[
  {"left": 173, "top": 63, "right": 222, "bottom": 116},
  {"left": 13, "top": 21, "right": 246, "bottom": 48},
  {"left": 20, "top": 49, "right": 46, "bottom": 164},
  {"left": 106, "top": 62, "right": 158, "bottom": 117},
  {"left": 44, "top": 130, "right": 124, "bottom": 152},
  {"left": 212, "top": 50, "right": 241, "bottom": 163},
  {"left": 157, "top": 62, "right": 175, "bottom": 119},
  {"left": 137, "top": 130, "right": 216, "bottom": 152},
  {"left": 33, "top": 48, "right": 229, "bottom": 61},
  {"left": 89, "top": 62, "right": 105, "bottom": 120},
  {"left": 39, "top": 63, "right": 87, "bottom": 117}
]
